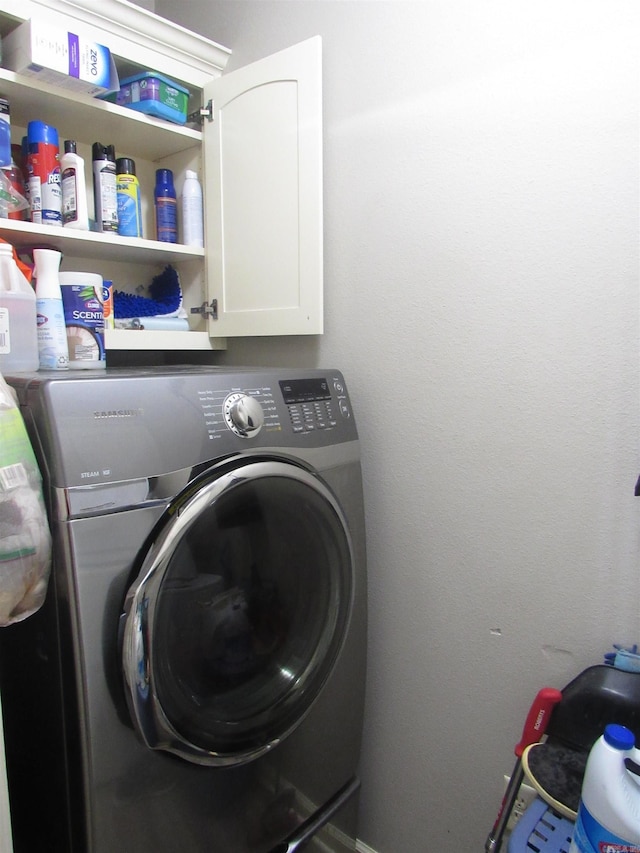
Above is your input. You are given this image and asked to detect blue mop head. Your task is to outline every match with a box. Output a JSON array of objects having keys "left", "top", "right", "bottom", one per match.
[{"left": 113, "top": 265, "right": 182, "bottom": 318}]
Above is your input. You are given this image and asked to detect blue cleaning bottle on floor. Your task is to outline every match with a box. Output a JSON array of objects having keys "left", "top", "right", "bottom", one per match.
[{"left": 569, "top": 723, "right": 640, "bottom": 853}]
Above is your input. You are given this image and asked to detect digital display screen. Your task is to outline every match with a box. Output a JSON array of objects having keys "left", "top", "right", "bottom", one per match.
[{"left": 279, "top": 378, "right": 331, "bottom": 404}]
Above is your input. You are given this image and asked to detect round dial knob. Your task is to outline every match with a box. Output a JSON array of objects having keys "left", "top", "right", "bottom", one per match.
[{"left": 223, "top": 393, "right": 264, "bottom": 438}]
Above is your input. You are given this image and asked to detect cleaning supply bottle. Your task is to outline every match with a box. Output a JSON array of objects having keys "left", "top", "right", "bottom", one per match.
[
  {"left": 61, "top": 140, "right": 89, "bottom": 230},
  {"left": 92, "top": 143, "right": 118, "bottom": 233},
  {"left": 154, "top": 168, "right": 177, "bottom": 243},
  {"left": 116, "top": 157, "right": 143, "bottom": 238},
  {"left": 2, "top": 156, "right": 28, "bottom": 222},
  {"left": 0, "top": 243, "right": 38, "bottom": 373},
  {"left": 103, "top": 280, "right": 114, "bottom": 330},
  {"left": 0, "top": 99, "right": 10, "bottom": 170},
  {"left": 569, "top": 723, "right": 640, "bottom": 853},
  {"left": 15, "top": 140, "right": 30, "bottom": 216},
  {"left": 181, "top": 170, "right": 203, "bottom": 247},
  {"left": 34, "top": 248, "right": 68, "bottom": 371},
  {"left": 27, "top": 121, "right": 62, "bottom": 226}
]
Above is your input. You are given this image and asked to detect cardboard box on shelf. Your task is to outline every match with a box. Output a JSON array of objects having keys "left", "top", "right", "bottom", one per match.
[{"left": 2, "top": 19, "right": 119, "bottom": 97}]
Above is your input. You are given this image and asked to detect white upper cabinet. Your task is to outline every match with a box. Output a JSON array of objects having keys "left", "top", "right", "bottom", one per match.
[
  {"left": 0, "top": 0, "right": 323, "bottom": 351},
  {"left": 202, "top": 37, "right": 323, "bottom": 337}
]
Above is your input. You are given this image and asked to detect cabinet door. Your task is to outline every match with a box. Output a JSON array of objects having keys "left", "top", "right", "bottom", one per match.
[{"left": 202, "top": 36, "right": 323, "bottom": 337}]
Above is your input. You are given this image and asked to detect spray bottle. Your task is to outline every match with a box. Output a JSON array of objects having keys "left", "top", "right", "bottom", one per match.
[
  {"left": 27, "top": 121, "right": 61, "bottom": 226},
  {"left": 116, "top": 157, "right": 143, "bottom": 238},
  {"left": 154, "top": 168, "right": 177, "bottom": 243},
  {"left": 34, "top": 249, "right": 68, "bottom": 370},
  {"left": 181, "top": 170, "right": 203, "bottom": 247},
  {"left": 92, "top": 143, "right": 118, "bottom": 233}
]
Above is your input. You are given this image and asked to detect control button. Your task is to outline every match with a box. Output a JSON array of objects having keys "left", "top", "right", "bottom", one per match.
[{"left": 339, "top": 401, "right": 350, "bottom": 418}]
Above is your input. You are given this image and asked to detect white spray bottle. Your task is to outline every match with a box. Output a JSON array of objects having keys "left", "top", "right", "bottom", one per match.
[
  {"left": 181, "top": 170, "right": 203, "bottom": 247},
  {"left": 34, "top": 249, "right": 68, "bottom": 370}
]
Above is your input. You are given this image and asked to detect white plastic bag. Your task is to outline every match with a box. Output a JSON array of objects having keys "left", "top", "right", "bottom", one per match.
[{"left": 0, "top": 372, "right": 51, "bottom": 625}]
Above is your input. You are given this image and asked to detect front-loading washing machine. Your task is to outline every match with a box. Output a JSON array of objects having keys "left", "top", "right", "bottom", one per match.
[{"left": 0, "top": 366, "right": 367, "bottom": 853}]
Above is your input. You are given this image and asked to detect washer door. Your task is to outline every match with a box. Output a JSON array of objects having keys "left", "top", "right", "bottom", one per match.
[{"left": 121, "top": 457, "right": 354, "bottom": 766}]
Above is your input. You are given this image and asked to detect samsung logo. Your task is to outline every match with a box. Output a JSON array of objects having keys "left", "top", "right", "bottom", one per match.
[{"left": 94, "top": 408, "right": 143, "bottom": 419}]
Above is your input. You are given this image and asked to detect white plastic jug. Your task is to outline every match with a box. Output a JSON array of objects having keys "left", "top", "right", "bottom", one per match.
[
  {"left": 0, "top": 242, "right": 38, "bottom": 373},
  {"left": 569, "top": 723, "right": 640, "bottom": 853}
]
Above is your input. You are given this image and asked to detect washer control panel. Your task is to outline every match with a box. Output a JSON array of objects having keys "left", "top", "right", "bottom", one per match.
[
  {"left": 279, "top": 377, "right": 351, "bottom": 434},
  {"left": 198, "top": 375, "right": 352, "bottom": 442}
]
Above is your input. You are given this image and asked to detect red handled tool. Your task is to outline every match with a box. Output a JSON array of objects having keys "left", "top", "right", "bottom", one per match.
[{"left": 484, "top": 686, "right": 563, "bottom": 853}]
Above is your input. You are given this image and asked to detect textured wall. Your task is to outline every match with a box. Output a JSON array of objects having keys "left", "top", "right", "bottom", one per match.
[{"left": 155, "top": 2, "right": 640, "bottom": 851}]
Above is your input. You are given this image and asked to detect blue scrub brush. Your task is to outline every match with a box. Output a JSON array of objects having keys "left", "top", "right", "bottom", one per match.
[{"left": 113, "top": 265, "right": 182, "bottom": 318}]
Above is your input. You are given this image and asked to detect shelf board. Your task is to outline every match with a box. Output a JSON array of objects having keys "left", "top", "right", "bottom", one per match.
[
  {"left": 105, "top": 328, "right": 226, "bottom": 351},
  {"left": 0, "top": 68, "right": 202, "bottom": 161},
  {"left": 0, "top": 218, "right": 204, "bottom": 264}
]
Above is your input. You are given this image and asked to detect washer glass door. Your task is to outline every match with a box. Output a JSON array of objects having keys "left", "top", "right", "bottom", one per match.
[{"left": 122, "top": 458, "right": 353, "bottom": 766}]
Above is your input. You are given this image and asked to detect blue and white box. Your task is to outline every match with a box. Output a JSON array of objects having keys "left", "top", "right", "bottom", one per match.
[{"left": 3, "top": 19, "right": 119, "bottom": 97}]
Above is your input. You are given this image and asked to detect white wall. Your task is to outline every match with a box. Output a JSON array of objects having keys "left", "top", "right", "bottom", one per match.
[{"left": 155, "top": 2, "right": 640, "bottom": 851}]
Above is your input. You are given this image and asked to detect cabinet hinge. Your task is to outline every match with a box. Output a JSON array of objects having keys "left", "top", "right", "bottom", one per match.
[
  {"left": 191, "top": 299, "right": 218, "bottom": 320},
  {"left": 189, "top": 100, "right": 214, "bottom": 126}
]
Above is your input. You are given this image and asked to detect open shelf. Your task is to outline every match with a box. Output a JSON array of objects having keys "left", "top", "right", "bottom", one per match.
[
  {"left": 105, "top": 328, "right": 220, "bottom": 351},
  {"left": 0, "top": 68, "right": 202, "bottom": 162},
  {"left": 0, "top": 218, "right": 205, "bottom": 264}
]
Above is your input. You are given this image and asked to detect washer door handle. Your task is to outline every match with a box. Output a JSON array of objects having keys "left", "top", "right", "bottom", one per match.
[{"left": 267, "top": 776, "right": 360, "bottom": 853}]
